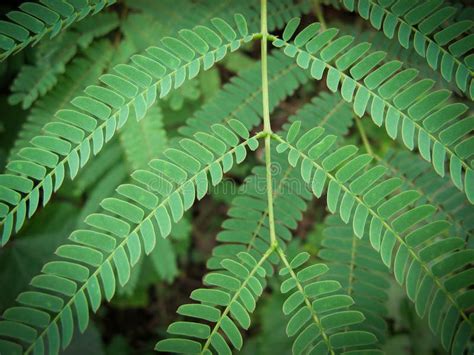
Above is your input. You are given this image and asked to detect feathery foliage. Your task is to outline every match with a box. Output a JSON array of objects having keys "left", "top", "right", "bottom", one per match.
[
  {"left": 336, "top": 0, "right": 474, "bottom": 98},
  {"left": 0, "top": 0, "right": 116, "bottom": 61},
  {"left": 179, "top": 52, "right": 308, "bottom": 138},
  {"left": 276, "top": 120, "right": 474, "bottom": 352},
  {"left": 8, "top": 39, "right": 115, "bottom": 160},
  {"left": 319, "top": 215, "right": 391, "bottom": 343},
  {"left": 0, "top": 1, "right": 472, "bottom": 354},
  {"left": 380, "top": 149, "right": 474, "bottom": 245},
  {"left": 275, "top": 19, "right": 474, "bottom": 204},
  {"left": 119, "top": 105, "right": 167, "bottom": 171},
  {"left": 8, "top": 12, "right": 119, "bottom": 109},
  {"left": 0, "top": 14, "right": 254, "bottom": 245},
  {"left": 277, "top": 250, "right": 381, "bottom": 354},
  {"left": 0, "top": 121, "right": 258, "bottom": 354}
]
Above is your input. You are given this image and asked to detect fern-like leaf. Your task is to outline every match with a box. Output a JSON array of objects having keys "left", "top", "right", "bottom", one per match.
[
  {"left": 155, "top": 92, "right": 356, "bottom": 354},
  {"left": 336, "top": 22, "right": 460, "bottom": 93},
  {"left": 275, "top": 121, "right": 474, "bottom": 352},
  {"left": 277, "top": 250, "right": 382, "bottom": 354},
  {"left": 0, "top": 14, "right": 255, "bottom": 246},
  {"left": 0, "top": 0, "right": 116, "bottom": 61},
  {"left": 207, "top": 92, "right": 354, "bottom": 274},
  {"left": 155, "top": 251, "right": 271, "bottom": 354},
  {"left": 8, "top": 12, "right": 119, "bottom": 109},
  {"left": 0, "top": 121, "right": 258, "bottom": 354},
  {"left": 337, "top": 0, "right": 474, "bottom": 97},
  {"left": 274, "top": 19, "right": 474, "bottom": 204},
  {"left": 379, "top": 149, "right": 474, "bottom": 244},
  {"left": 208, "top": 152, "right": 311, "bottom": 276},
  {"left": 319, "top": 215, "right": 390, "bottom": 343},
  {"left": 8, "top": 40, "right": 115, "bottom": 160}
]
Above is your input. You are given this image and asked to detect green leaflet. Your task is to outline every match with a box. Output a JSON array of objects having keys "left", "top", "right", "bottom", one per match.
[
  {"left": 275, "top": 19, "right": 474, "bottom": 204},
  {"left": 178, "top": 51, "right": 309, "bottom": 138},
  {"left": 0, "top": 122, "right": 257, "bottom": 354},
  {"left": 207, "top": 92, "right": 354, "bottom": 273},
  {"left": 0, "top": 2, "right": 471, "bottom": 354},
  {"left": 157, "top": 92, "right": 354, "bottom": 355},
  {"left": 0, "top": 14, "right": 255, "bottom": 246},
  {"left": 118, "top": 105, "right": 168, "bottom": 171},
  {"left": 379, "top": 150, "right": 474, "bottom": 245},
  {"left": 7, "top": 40, "right": 115, "bottom": 162},
  {"left": 275, "top": 123, "right": 474, "bottom": 352}
]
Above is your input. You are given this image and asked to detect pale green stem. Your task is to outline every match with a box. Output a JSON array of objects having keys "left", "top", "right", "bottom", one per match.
[
  {"left": 261, "top": 0, "right": 271, "bottom": 135},
  {"left": 261, "top": 0, "right": 278, "bottom": 247},
  {"left": 355, "top": 116, "right": 374, "bottom": 156},
  {"left": 314, "top": 0, "right": 327, "bottom": 30}
]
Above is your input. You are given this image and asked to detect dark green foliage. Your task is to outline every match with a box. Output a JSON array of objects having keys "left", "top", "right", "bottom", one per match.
[
  {"left": 0, "top": 121, "right": 258, "bottom": 353},
  {"left": 275, "top": 19, "right": 474, "bottom": 204},
  {"left": 0, "top": 14, "right": 253, "bottom": 246},
  {"left": 319, "top": 215, "right": 391, "bottom": 343},
  {"left": 277, "top": 120, "right": 474, "bottom": 352},
  {"left": 0, "top": 1, "right": 472, "bottom": 354},
  {"left": 338, "top": 0, "right": 474, "bottom": 97}
]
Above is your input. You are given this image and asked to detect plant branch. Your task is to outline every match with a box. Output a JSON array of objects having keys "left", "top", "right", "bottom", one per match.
[
  {"left": 261, "top": 0, "right": 278, "bottom": 247},
  {"left": 260, "top": 0, "right": 271, "bottom": 135}
]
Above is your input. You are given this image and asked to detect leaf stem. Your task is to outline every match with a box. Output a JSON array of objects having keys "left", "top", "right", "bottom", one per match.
[
  {"left": 260, "top": 0, "right": 271, "bottom": 135},
  {"left": 355, "top": 116, "right": 374, "bottom": 156},
  {"left": 314, "top": 0, "right": 327, "bottom": 30},
  {"left": 261, "top": 0, "right": 277, "bottom": 247}
]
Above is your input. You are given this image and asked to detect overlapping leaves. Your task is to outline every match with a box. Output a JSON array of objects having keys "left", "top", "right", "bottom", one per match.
[
  {"left": 0, "top": 14, "right": 254, "bottom": 246},
  {"left": 207, "top": 92, "right": 354, "bottom": 275},
  {"left": 0, "top": 121, "right": 258, "bottom": 354},
  {"left": 156, "top": 251, "right": 270, "bottom": 354},
  {"left": 8, "top": 40, "right": 115, "bottom": 160},
  {"left": 276, "top": 121, "right": 474, "bottom": 352},
  {"left": 338, "top": 0, "right": 474, "bottom": 97},
  {"left": 318, "top": 215, "right": 390, "bottom": 343},
  {"left": 379, "top": 149, "right": 474, "bottom": 245},
  {"left": 0, "top": 0, "right": 116, "bottom": 61},
  {"left": 278, "top": 251, "right": 381, "bottom": 354},
  {"left": 274, "top": 18, "right": 474, "bottom": 204},
  {"left": 8, "top": 12, "right": 119, "bottom": 109}
]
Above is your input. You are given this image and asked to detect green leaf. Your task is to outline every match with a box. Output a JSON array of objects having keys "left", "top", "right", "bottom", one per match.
[
  {"left": 155, "top": 339, "right": 202, "bottom": 353},
  {"left": 283, "top": 18, "right": 301, "bottom": 41}
]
